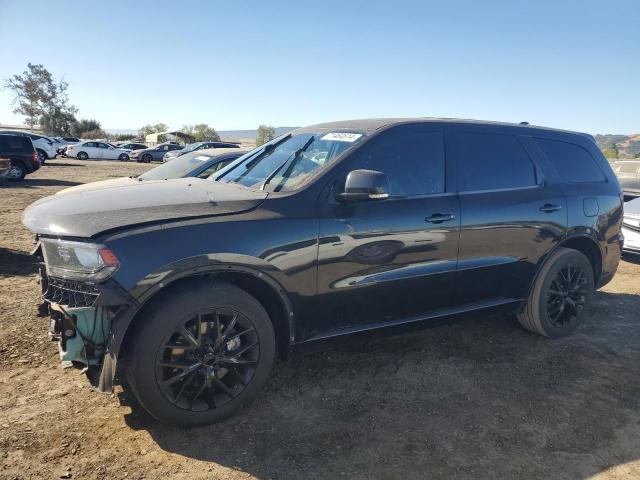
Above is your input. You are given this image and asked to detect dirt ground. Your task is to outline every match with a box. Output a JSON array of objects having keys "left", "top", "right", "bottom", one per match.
[{"left": 1, "top": 159, "right": 640, "bottom": 480}]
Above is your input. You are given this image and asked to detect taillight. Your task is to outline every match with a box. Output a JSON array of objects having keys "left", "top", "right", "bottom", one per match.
[{"left": 32, "top": 152, "right": 38, "bottom": 164}]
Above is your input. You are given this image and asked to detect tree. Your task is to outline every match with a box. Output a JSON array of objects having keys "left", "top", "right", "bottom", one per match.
[
  {"left": 138, "top": 123, "right": 169, "bottom": 139},
  {"left": 256, "top": 125, "right": 276, "bottom": 146},
  {"left": 112, "top": 133, "right": 136, "bottom": 142},
  {"left": 82, "top": 129, "right": 107, "bottom": 140},
  {"left": 182, "top": 123, "right": 220, "bottom": 142},
  {"left": 602, "top": 142, "right": 618, "bottom": 159},
  {"left": 71, "top": 119, "right": 102, "bottom": 138},
  {"left": 39, "top": 108, "right": 77, "bottom": 136},
  {"left": 4, "top": 63, "right": 77, "bottom": 131}
]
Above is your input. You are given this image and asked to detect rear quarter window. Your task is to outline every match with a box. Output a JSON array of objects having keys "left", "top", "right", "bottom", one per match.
[
  {"left": 535, "top": 138, "right": 606, "bottom": 183},
  {"left": 0, "top": 136, "right": 32, "bottom": 151}
]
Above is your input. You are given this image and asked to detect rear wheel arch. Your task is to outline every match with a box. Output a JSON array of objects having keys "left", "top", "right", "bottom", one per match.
[
  {"left": 119, "top": 267, "right": 295, "bottom": 364},
  {"left": 557, "top": 234, "right": 603, "bottom": 284},
  {"left": 527, "top": 234, "right": 602, "bottom": 298}
]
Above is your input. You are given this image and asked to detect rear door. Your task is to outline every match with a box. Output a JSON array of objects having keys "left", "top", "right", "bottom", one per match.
[
  {"left": 314, "top": 123, "right": 460, "bottom": 336},
  {"left": 452, "top": 127, "right": 566, "bottom": 305},
  {"left": 83, "top": 142, "right": 99, "bottom": 158}
]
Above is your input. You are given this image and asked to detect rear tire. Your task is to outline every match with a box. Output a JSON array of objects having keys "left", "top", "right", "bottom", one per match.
[
  {"left": 77, "top": 151, "right": 89, "bottom": 160},
  {"left": 125, "top": 281, "right": 276, "bottom": 426},
  {"left": 119, "top": 153, "right": 129, "bottom": 161},
  {"left": 517, "top": 247, "right": 594, "bottom": 338},
  {"left": 7, "top": 162, "right": 26, "bottom": 181}
]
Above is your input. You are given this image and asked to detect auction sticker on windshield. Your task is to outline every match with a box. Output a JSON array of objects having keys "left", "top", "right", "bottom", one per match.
[
  {"left": 321, "top": 132, "right": 363, "bottom": 142},
  {"left": 194, "top": 156, "right": 210, "bottom": 161}
]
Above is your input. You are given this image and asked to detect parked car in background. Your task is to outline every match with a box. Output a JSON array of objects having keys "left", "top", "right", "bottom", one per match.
[
  {"left": 62, "top": 137, "right": 81, "bottom": 143},
  {"left": 117, "top": 142, "right": 147, "bottom": 152},
  {"left": 130, "top": 143, "right": 183, "bottom": 163},
  {"left": 0, "top": 133, "right": 39, "bottom": 181},
  {"left": 0, "top": 130, "right": 56, "bottom": 163},
  {"left": 55, "top": 148, "right": 249, "bottom": 196},
  {"left": 23, "top": 118, "right": 623, "bottom": 426},
  {"left": 613, "top": 160, "right": 640, "bottom": 198},
  {"left": 66, "top": 141, "right": 132, "bottom": 160},
  {"left": 162, "top": 141, "right": 241, "bottom": 162},
  {"left": 622, "top": 196, "right": 640, "bottom": 255}
]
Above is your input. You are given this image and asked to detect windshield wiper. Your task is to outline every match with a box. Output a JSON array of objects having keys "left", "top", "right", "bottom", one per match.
[
  {"left": 245, "top": 133, "right": 292, "bottom": 169},
  {"left": 260, "top": 136, "right": 314, "bottom": 191}
]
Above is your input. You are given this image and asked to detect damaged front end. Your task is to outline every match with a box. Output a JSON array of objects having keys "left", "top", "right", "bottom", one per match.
[{"left": 34, "top": 239, "right": 136, "bottom": 392}]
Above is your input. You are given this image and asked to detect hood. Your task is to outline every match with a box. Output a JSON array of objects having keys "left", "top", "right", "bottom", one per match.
[
  {"left": 55, "top": 177, "right": 138, "bottom": 196},
  {"left": 23, "top": 178, "right": 268, "bottom": 238},
  {"left": 625, "top": 197, "right": 640, "bottom": 218}
]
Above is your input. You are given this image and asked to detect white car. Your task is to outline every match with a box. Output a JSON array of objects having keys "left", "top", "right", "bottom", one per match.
[
  {"left": 623, "top": 197, "right": 640, "bottom": 255},
  {"left": 66, "top": 141, "right": 132, "bottom": 161}
]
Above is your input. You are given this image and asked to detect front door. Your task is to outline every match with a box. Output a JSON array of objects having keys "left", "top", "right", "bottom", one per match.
[{"left": 313, "top": 124, "right": 460, "bottom": 338}]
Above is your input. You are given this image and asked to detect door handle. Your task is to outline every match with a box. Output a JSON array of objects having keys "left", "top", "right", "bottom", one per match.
[
  {"left": 539, "top": 204, "right": 562, "bottom": 213},
  {"left": 425, "top": 213, "right": 455, "bottom": 224}
]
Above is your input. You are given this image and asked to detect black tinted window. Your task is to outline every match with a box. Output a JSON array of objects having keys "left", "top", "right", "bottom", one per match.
[
  {"left": 347, "top": 126, "right": 445, "bottom": 197},
  {"left": 0, "top": 135, "right": 31, "bottom": 151},
  {"left": 459, "top": 133, "right": 536, "bottom": 191},
  {"left": 536, "top": 138, "right": 606, "bottom": 182}
]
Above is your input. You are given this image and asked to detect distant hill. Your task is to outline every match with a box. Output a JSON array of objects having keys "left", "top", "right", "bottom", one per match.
[{"left": 595, "top": 134, "right": 640, "bottom": 158}]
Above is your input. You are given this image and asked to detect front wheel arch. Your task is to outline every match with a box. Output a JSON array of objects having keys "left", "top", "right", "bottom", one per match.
[{"left": 117, "top": 269, "right": 294, "bottom": 368}]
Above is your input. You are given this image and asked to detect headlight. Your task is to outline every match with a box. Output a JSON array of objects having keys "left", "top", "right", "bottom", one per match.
[
  {"left": 41, "top": 239, "right": 120, "bottom": 282},
  {"left": 623, "top": 216, "right": 640, "bottom": 228}
]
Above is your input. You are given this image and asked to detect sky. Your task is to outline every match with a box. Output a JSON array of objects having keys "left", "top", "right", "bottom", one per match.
[{"left": 0, "top": 0, "right": 638, "bottom": 134}]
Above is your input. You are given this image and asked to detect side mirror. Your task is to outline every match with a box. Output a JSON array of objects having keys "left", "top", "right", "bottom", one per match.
[{"left": 337, "top": 169, "right": 390, "bottom": 202}]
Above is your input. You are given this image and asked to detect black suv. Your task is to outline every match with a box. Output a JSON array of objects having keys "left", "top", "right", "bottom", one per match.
[
  {"left": 23, "top": 119, "right": 623, "bottom": 426},
  {"left": 0, "top": 134, "right": 39, "bottom": 181}
]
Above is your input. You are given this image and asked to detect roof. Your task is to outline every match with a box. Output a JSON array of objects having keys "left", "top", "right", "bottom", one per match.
[
  {"left": 193, "top": 147, "right": 250, "bottom": 157},
  {"left": 296, "top": 117, "right": 592, "bottom": 138}
]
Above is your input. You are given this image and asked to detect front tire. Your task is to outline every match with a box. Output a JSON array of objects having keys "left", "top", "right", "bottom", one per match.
[
  {"left": 517, "top": 247, "right": 594, "bottom": 338},
  {"left": 77, "top": 151, "right": 89, "bottom": 160},
  {"left": 125, "top": 281, "right": 276, "bottom": 426},
  {"left": 142, "top": 154, "right": 152, "bottom": 163},
  {"left": 36, "top": 149, "right": 47, "bottom": 164}
]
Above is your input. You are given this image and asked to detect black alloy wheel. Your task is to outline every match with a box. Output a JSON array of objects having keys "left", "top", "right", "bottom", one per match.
[
  {"left": 125, "top": 281, "right": 275, "bottom": 426},
  {"left": 155, "top": 307, "right": 259, "bottom": 412},
  {"left": 546, "top": 264, "right": 588, "bottom": 328}
]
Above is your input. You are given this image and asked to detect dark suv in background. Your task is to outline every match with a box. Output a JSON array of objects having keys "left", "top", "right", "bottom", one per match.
[
  {"left": 23, "top": 118, "right": 623, "bottom": 426},
  {"left": 0, "top": 134, "right": 39, "bottom": 181}
]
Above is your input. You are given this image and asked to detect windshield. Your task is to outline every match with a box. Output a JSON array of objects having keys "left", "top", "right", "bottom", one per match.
[
  {"left": 140, "top": 153, "right": 212, "bottom": 180},
  {"left": 181, "top": 143, "right": 202, "bottom": 153},
  {"left": 217, "top": 131, "right": 364, "bottom": 192}
]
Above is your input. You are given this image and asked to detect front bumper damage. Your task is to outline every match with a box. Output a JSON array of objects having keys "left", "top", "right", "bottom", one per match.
[{"left": 38, "top": 265, "right": 137, "bottom": 393}]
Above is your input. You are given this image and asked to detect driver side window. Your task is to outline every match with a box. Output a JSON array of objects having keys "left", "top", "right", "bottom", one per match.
[{"left": 345, "top": 125, "right": 445, "bottom": 197}]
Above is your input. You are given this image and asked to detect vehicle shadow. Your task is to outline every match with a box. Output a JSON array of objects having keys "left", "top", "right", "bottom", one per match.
[
  {"left": 623, "top": 253, "right": 640, "bottom": 266},
  {"left": 1, "top": 178, "right": 82, "bottom": 188},
  {"left": 0, "top": 247, "right": 38, "bottom": 276},
  {"left": 122, "top": 290, "right": 640, "bottom": 479},
  {"left": 44, "top": 161, "right": 86, "bottom": 168}
]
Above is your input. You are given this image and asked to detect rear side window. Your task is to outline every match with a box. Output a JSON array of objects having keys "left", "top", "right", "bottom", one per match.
[
  {"left": 0, "top": 135, "right": 31, "bottom": 151},
  {"left": 458, "top": 133, "right": 536, "bottom": 191},
  {"left": 535, "top": 138, "right": 606, "bottom": 183},
  {"left": 347, "top": 126, "right": 445, "bottom": 197}
]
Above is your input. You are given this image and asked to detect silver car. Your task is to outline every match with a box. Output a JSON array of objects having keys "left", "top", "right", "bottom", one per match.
[
  {"left": 613, "top": 160, "right": 640, "bottom": 198},
  {"left": 623, "top": 197, "right": 640, "bottom": 254}
]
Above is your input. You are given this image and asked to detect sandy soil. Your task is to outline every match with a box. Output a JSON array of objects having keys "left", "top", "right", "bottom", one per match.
[{"left": 1, "top": 159, "right": 640, "bottom": 480}]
